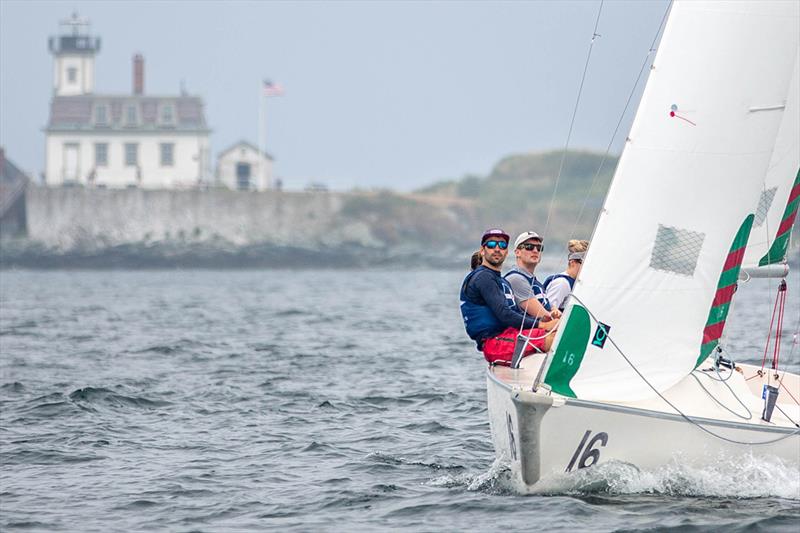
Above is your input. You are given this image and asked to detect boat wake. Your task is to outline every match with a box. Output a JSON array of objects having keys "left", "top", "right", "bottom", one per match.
[
  {"left": 533, "top": 453, "right": 800, "bottom": 499},
  {"left": 433, "top": 454, "right": 800, "bottom": 499}
]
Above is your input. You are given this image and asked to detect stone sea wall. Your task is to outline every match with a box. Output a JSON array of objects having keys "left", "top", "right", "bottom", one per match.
[{"left": 1, "top": 186, "right": 479, "bottom": 268}]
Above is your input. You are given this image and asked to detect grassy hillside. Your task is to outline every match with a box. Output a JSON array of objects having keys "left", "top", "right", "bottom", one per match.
[{"left": 417, "top": 149, "right": 619, "bottom": 247}]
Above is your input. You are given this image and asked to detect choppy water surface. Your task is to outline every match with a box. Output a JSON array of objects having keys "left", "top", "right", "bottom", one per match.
[{"left": 1, "top": 268, "right": 799, "bottom": 532}]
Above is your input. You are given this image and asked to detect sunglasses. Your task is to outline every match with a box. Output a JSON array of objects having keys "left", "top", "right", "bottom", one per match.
[
  {"left": 483, "top": 240, "right": 508, "bottom": 250},
  {"left": 518, "top": 243, "right": 543, "bottom": 252}
]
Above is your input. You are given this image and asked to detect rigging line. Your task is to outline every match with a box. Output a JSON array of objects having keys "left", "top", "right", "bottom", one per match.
[
  {"left": 689, "top": 371, "right": 752, "bottom": 421},
  {"left": 567, "top": 0, "right": 672, "bottom": 242},
  {"left": 541, "top": 0, "right": 604, "bottom": 243},
  {"left": 779, "top": 379, "right": 800, "bottom": 406},
  {"left": 568, "top": 293, "right": 800, "bottom": 445},
  {"left": 760, "top": 284, "right": 781, "bottom": 371},
  {"left": 516, "top": 0, "right": 605, "bottom": 342},
  {"left": 515, "top": 328, "right": 559, "bottom": 362},
  {"left": 773, "top": 283, "right": 787, "bottom": 370},
  {"left": 775, "top": 403, "right": 800, "bottom": 428},
  {"left": 783, "top": 279, "right": 800, "bottom": 365}
]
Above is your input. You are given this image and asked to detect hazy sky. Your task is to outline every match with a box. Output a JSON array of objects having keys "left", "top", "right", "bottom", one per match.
[{"left": 1, "top": 0, "right": 669, "bottom": 191}]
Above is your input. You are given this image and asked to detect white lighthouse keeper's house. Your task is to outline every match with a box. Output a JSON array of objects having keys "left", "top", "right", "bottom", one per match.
[
  {"left": 44, "top": 14, "right": 211, "bottom": 189},
  {"left": 216, "top": 141, "right": 273, "bottom": 191}
]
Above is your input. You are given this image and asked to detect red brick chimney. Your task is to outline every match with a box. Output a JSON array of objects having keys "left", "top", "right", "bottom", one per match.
[{"left": 133, "top": 54, "right": 144, "bottom": 95}]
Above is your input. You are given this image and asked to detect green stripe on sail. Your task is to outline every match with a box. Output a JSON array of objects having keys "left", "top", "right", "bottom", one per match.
[
  {"left": 694, "top": 214, "right": 754, "bottom": 368},
  {"left": 717, "top": 268, "right": 740, "bottom": 291},
  {"left": 698, "top": 341, "right": 717, "bottom": 363},
  {"left": 543, "top": 305, "right": 591, "bottom": 398},
  {"left": 759, "top": 169, "right": 800, "bottom": 266},
  {"left": 759, "top": 231, "right": 793, "bottom": 266},
  {"left": 706, "top": 302, "right": 730, "bottom": 326}
]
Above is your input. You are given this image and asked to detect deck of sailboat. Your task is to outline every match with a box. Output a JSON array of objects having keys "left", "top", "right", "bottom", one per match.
[{"left": 490, "top": 354, "right": 800, "bottom": 431}]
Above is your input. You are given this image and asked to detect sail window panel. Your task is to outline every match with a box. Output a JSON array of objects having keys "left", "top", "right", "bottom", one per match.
[
  {"left": 753, "top": 187, "right": 778, "bottom": 227},
  {"left": 649, "top": 225, "right": 705, "bottom": 277}
]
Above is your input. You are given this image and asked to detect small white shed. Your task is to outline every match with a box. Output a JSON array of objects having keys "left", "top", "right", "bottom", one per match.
[{"left": 216, "top": 141, "right": 273, "bottom": 191}]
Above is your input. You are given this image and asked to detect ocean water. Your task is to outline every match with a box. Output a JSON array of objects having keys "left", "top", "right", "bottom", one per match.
[{"left": 1, "top": 268, "right": 798, "bottom": 532}]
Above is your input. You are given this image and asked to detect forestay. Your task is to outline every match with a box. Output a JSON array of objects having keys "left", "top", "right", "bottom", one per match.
[
  {"left": 742, "top": 55, "right": 800, "bottom": 269},
  {"left": 544, "top": 1, "right": 800, "bottom": 402}
]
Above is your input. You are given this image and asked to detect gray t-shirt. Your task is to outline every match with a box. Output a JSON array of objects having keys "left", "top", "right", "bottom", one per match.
[{"left": 503, "top": 265, "right": 550, "bottom": 310}]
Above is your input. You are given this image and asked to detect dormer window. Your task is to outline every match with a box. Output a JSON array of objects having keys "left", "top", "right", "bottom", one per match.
[
  {"left": 125, "top": 103, "right": 139, "bottom": 126},
  {"left": 94, "top": 104, "right": 108, "bottom": 125},
  {"left": 160, "top": 103, "right": 175, "bottom": 126}
]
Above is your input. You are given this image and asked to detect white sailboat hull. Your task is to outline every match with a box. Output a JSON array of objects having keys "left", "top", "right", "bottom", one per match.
[{"left": 487, "top": 356, "right": 800, "bottom": 491}]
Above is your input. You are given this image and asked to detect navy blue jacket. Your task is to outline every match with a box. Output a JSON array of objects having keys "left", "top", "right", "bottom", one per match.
[{"left": 460, "top": 266, "right": 539, "bottom": 349}]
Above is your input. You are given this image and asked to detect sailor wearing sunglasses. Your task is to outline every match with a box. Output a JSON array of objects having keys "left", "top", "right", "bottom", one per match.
[
  {"left": 503, "top": 231, "right": 561, "bottom": 330},
  {"left": 459, "top": 229, "right": 554, "bottom": 365}
]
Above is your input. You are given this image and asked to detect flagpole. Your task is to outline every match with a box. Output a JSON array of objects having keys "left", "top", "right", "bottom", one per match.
[
  {"left": 262, "top": 90, "right": 268, "bottom": 189},
  {"left": 257, "top": 81, "right": 263, "bottom": 191}
]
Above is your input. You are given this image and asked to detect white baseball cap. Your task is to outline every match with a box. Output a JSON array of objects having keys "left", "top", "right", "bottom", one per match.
[{"left": 514, "top": 231, "right": 542, "bottom": 249}]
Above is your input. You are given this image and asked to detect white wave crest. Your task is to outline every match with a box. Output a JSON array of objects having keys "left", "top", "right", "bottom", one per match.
[{"left": 531, "top": 453, "right": 800, "bottom": 499}]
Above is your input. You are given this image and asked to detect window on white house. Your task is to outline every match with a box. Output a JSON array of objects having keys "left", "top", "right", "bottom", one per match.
[
  {"left": 160, "top": 143, "right": 174, "bottom": 166},
  {"left": 94, "top": 105, "right": 108, "bottom": 125},
  {"left": 95, "top": 143, "right": 108, "bottom": 166},
  {"left": 125, "top": 104, "right": 139, "bottom": 125},
  {"left": 125, "top": 143, "right": 138, "bottom": 166},
  {"left": 67, "top": 67, "right": 77, "bottom": 83},
  {"left": 160, "top": 104, "right": 174, "bottom": 125}
]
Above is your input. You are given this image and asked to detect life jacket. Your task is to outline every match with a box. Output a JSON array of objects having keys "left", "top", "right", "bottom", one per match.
[
  {"left": 542, "top": 273, "right": 575, "bottom": 291},
  {"left": 459, "top": 266, "right": 516, "bottom": 345},
  {"left": 504, "top": 268, "right": 552, "bottom": 311},
  {"left": 542, "top": 273, "right": 576, "bottom": 311}
]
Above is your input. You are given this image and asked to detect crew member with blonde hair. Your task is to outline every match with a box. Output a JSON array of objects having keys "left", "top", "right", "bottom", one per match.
[{"left": 544, "top": 239, "right": 589, "bottom": 311}]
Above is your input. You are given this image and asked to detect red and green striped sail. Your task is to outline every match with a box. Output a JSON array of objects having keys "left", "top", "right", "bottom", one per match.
[
  {"left": 695, "top": 215, "right": 754, "bottom": 368},
  {"left": 759, "top": 168, "right": 800, "bottom": 266}
]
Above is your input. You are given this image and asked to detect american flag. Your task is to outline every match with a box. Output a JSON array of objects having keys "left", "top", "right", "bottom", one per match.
[{"left": 263, "top": 79, "right": 285, "bottom": 97}]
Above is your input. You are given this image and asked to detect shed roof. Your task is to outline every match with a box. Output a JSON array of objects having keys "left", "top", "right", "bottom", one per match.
[
  {"left": 0, "top": 149, "right": 29, "bottom": 184},
  {"left": 218, "top": 140, "right": 274, "bottom": 160}
]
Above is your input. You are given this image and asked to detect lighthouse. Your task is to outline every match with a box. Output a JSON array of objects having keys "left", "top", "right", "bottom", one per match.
[
  {"left": 44, "top": 14, "right": 210, "bottom": 189},
  {"left": 48, "top": 13, "right": 100, "bottom": 96}
]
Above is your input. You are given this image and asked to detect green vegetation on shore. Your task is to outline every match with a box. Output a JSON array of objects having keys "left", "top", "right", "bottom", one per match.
[
  {"left": 416, "top": 149, "right": 619, "bottom": 246},
  {"left": 337, "top": 149, "right": 619, "bottom": 250}
]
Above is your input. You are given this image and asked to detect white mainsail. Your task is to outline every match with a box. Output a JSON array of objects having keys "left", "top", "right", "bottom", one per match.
[
  {"left": 544, "top": 0, "right": 800, "bottom": 401},
  {"left": 742, "top": 55, "right": 800, "bottom": 270}
]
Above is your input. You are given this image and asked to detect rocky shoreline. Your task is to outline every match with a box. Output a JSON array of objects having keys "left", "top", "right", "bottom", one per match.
[{"left": 0, "top": 240, "right": 470, "bottom": 270}]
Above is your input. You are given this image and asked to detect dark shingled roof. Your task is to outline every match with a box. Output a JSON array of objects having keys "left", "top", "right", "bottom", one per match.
[
  {"left": 47, "top": 95, "right": 210, "bottom": 133},
  {"left": 0, "top": 149, "right": 28, "bottom": 184}
]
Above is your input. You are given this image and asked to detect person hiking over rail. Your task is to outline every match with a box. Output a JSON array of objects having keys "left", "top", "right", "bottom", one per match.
[{"left": 459, "top": 229, "right": 555, "bottom": 365}]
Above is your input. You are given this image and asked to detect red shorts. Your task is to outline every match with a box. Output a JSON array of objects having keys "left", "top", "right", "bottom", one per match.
[{"left": 482, "top": 326, "right": 547, "bottom": 365}]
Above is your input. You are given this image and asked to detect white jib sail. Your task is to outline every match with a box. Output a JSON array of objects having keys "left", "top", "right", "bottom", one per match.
[
  {"left": 545, "top": 0, "right": 800, "bottom": 402},
  {"left": 742, "top": 54, "right": 800, "bottom": 270}
]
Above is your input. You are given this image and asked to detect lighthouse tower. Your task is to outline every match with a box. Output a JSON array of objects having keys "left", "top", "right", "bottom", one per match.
[{"left": 48, "top": 13, "right": 100, "bottom": 96}]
